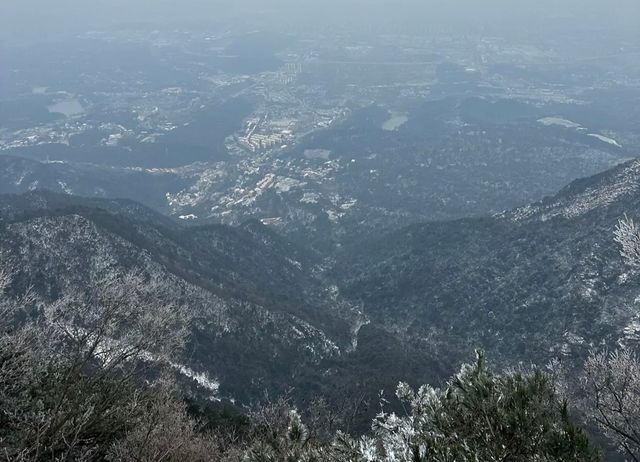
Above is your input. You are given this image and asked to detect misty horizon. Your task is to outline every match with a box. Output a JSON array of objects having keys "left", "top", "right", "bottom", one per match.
[{"left": 2, "top": 0, "right": 640, "bottom": 45}]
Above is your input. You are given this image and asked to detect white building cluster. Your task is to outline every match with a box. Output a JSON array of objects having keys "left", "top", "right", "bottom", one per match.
[{"left": 237, "top": 117, "right": 294, "bottom": 152}]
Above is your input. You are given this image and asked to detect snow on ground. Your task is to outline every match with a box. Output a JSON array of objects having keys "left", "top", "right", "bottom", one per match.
[
  {"left": 588, "top": 133, "right": 622, "bottom": 148},
  {"left": 537, "top": 117, "right": 582, "bottom": 129},
  {"left": 170, "top": 362, "right": 221, "bottom": 398}
]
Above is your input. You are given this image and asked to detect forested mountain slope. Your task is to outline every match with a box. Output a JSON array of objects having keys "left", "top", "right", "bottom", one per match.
[
  {"left": 335, "top": 158, "right": 640, "bottom": 372},
  {"left": 0, "top": 191, "right": 363, "bottom": 402},
  {"left": 4, "top": 159, "right": 640, "bottom": 407}
]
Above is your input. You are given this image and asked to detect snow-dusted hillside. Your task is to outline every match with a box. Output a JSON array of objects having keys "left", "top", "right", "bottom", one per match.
[
  {"left": 0, "top": 191, "right": 364, "bottom": 403},
  {"left": 504, "top": 159, "right": 640, "bottom": 222},
  {"left": 336, "top": 157, "right": 640, "bottom": 374},
  {"left": 5, "top": 158, "right": 640, "bottom": 408}
]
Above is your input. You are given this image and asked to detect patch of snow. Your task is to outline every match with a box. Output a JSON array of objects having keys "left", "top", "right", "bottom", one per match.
[
  {"left": 587, "top": 133, "right": 622, "bottom": 148},
  {"left": 349, "top": 318, "right": 371, "bottom": 352},
  {"left": 170, "top": 362, "right": 221, "bottom": 398},
  {"left": 564, "top": 331, "right": 585, "bottom": 345},
  {"left": 538, "top": 117, "right": 582, "bottom": 129},
  {"left": 623, "top": 318, "right": 640, "bottom": 342},
  {"left": 286, "top": 258, "right": 302, "bottom": 270},
  {"left": 260, "top": 217, "right": 283, "bottom": 226},
  {"left": 140, "top": 135, "right": 159, "bottom": 143},
  {"left": 57, "top": 181, "right": 73, "bottom": 195}
]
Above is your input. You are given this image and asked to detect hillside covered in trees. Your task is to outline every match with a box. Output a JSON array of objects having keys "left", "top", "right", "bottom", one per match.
[{"left": 3, "top": 161, "right": 640, "bottom": 460}]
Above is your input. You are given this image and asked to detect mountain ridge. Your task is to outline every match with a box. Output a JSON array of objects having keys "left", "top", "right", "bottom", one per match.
[
  {"left": 334, "top": 157, "right": 640, "bottom": 375},
  {"left": 3, "top": 157, "right": 640, "bottom": 408}
]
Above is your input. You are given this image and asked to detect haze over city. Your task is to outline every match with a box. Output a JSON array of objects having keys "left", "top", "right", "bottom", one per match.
[
  {"left": 1, "top": 1, "right": 640, "bottom": 460},
  {"left": 2, "top": 0, "right": 640, "bottom": 42}
]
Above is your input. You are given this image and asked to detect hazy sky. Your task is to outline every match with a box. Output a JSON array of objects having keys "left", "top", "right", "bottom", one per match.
[{"left": 1, "top": 0, "right": 639, "bottom": 44}]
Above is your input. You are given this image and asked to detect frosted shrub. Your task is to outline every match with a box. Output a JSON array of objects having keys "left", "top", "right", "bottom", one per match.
[{"left": 335, "top": 351, "right": 598, "bottom": 462}]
